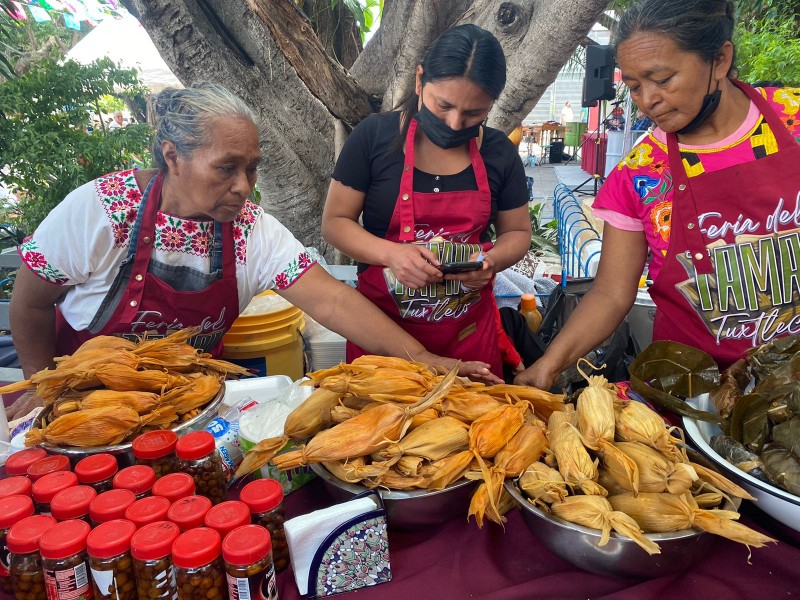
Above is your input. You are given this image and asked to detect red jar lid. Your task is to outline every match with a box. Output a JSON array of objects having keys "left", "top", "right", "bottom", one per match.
[
  {"left": 39, "top": 519, "right": 91, "bottom": 560},
  {"left": 203, "top": 501, "right": 251, "bottom": 539},
  {"left": 0, "top": 495, "right": 35, "bottom": 529},
  {"left": 132, "top": 430, "right": 178, "bottom": 460},
  {"left": 239, "top": 478, "right": 283, "bottom": 514},
  {"left": 90, "top": 489, "right": 137, "bottom": 524},
  {"left": 151, "top": 472, "right": 195, "bottom": 503},
  {"left": 32, "top": 471, "right": 79, "bottom": 504},
  {"left": 26, "top": 454, "right": 70, "bottom": 482},
  {"left": 7, "top": 514, "right": 57, "bottom": 554},
  {"left": 130, "top": 521, "right": 180, "bottom": 562},
  {"left": 167, "top": 495, "right": 212, "bottom": 531},
  {"left": 0, "top": 476, "right": 33, "bottom": 499},
  {"left": 87, "top": 519, "right": 137, "bottom": 560},
  {"left": 5, "top": 448, "right": 48, "bottom": 476},
  {"left": 113, "top": 465, "right": 156, "bottom": 495},
  {"left": 175, "top": 431, "right": 215, "bottom": 461},
  {"left": 50, "top": 486, "right": 97, "bottom": 521},
  {"left": 222, "top": 524, "right": 272, "bottom": 566},
  {"left": 171, "top": 527, "right": 221, "bottom": 569},
  {"left": 125, "top": 496, "right": 171, "bottom": 528},
  {"left": 74, "top": 453, "right": 118, "bottom": 484}
]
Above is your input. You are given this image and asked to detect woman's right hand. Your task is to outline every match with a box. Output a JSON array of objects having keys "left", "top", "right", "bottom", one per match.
[
  {"left": 4, "top": 390, "right": 43, "bottom": 421},
  {"left": 514, "top": 358, "right": 561, "bottom": 391},
  {"left": 385, "top": 243, "right": 443, "bottom": 289}
]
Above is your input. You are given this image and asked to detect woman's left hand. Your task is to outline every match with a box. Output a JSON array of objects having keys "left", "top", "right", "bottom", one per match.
[
  {"left": 444, "top": 251, "right": 494, "bottom": 292},
  {"left": 412, "top": 351, "right": 503, "bottom": 385}
]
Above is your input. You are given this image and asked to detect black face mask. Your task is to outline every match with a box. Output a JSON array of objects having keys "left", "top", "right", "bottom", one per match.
[
  {"left": 677, "top": 64, "right": 722, "bottom": 135},
  {"left": 415, "top": 104, "right": 481, "bottom": 149}
]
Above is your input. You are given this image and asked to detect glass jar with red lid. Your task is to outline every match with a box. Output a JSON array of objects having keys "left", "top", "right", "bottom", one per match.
[
  {"left": 124, "top": 496, "right": 170, "bottom": 529},
  {"left": 87, "top": 519, "right": 138, "bottom": 600},
  {"left": 39, "top": 519, "right": 93, "bottom": 600},
  {"left": 175, "top": 432, "right": 226, "bottom": 505},
  {"left": 132, "top": 430, "right": 178, "bottom": 479},
  {"left": 74, "top": 453, "right": 118, "bottom": 494},
  {"left": 130, "top": 521, "right": 180, "bottom": 600},
  {"left": 172, "top": 527, "right": 225, "bottom": 600},
  {"left": 31, "top": 471, "right": 78, "bottom": 515},
  {"left": 223, "top": 525, "right": 277, "bottom": 600},
  {"left": 7, "top": 514, "right": 57, "bottom": 600},
  {"left": 26, "top": 455, "right": 70, "bottom": 482},
  {"left": 0, "top": 495, "right": 36, "bottom": 594},
  {"left": 90, "top": 489, "right": 137, "bottom": 527},
  {"left": 0, "top": 477, "right": 32, "bottom": 499},
  {"left": 167, "top": 495, "right": 212, "bottom": 532},
  {"left": 5, "top": 449, "right": 48, "bottom": 477},
  {"left": 151, "top": 472, "right": 195, "bottom": 503},
  {"left": 203, "top": 501, "right": 250, "bottom": 540},
  {"left": 239, "top": 478, "right": 288, "bottom": 572},
  {"left": 50, "top": 486, "right": 97, "bottom": 524},
  {"left": 113, "top": 465, "right": 156, "bottom": 499}
]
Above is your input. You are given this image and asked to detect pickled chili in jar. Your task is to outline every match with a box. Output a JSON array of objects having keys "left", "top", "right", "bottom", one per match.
[
  {"left": 7, "top": 514, "right": 57, "bottom": 600},
  {"left": 151, "top": 472, "right": 195, "bottom": 503},
  {"left": 171, "top": 527, "right": 225, "bottom": 600},
  {"left": 175, "top": 432, "right": 226, "bottom": 505},
  {"left": 112, "top": 465, "right": 156, "bottom": 499},
  {"left": 239, "top": 478, "right": 289, "bottom": 573},
  {"left": 167, "top": 495, "right": 212, "bottom": 532},
  {"left": 130, "top": 521, "right": 180, "bottom": 600},
  {"left": 222, "top": 524, "right": 278, "bottom": 600},
  {"left": 75, "top": 454, "right": 119, "bottom": 494},
  {"left": 0, "top": 477, "right": 32, "bottom": 500},
  {"left": 50, "top": 486, "right": 97, "bottom": 524},
  {"left": 39, "top": 519, "right": 93, "bottom": 600},
  {"left": 5, "top": 449, "right": 48, "bottom": 478},
  {"left": 203, "top": 500, "right": 250, "bottom": 539},
  {"left": 124, "top": 496, "right": 170, "bottom": 529},
  {"left": 32, "top": 471, "right": 79, "bottom": 516},
  {"left": 86, "top": 519, "right": 137, "bottom": 600},
  {"left": 0, "top": 495, "right": 36, "bottom": 595},
  {"left": 26, "top": 455, "right": 70, "bottom": 483},
  {"left": 132, "top": 430, "right": 178, "bottom": 479},
  {"left": 90, "top": 489, "right": 137, "bottom": 527}
]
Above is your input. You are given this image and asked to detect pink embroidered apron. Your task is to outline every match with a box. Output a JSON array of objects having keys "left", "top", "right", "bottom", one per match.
[
  {"left": 347, "top": 118, "right": 503, "bottom": 376},
  {"left": 55, "top": 172, "right": 240, "bottom": 357},
  {"left": 650, "top": 81, "right": 800, "bottom": 368}
]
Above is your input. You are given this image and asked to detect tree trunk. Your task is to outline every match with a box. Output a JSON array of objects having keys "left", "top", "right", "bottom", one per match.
[{"left": 123, "top": 0, "right": 610, "bottom": 261}]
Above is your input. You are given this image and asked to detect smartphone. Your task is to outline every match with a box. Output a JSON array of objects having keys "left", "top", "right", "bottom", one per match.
[{"left": 439, "top": 261, "right": 484, "bottom": 274}]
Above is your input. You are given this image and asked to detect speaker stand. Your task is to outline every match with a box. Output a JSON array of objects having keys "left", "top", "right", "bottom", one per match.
[{"left": 571, "top": 101, "right": 609, "bottom": 197}]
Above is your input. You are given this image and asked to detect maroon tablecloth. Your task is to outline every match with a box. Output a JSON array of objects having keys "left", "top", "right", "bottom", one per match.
[{"left": 581, "top": 132, "right": 607, "bottom": 177}]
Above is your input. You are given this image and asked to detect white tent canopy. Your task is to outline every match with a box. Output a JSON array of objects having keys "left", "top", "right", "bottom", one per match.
[{"left": 66, "top": 15, "right": 182, "bottom": 92}]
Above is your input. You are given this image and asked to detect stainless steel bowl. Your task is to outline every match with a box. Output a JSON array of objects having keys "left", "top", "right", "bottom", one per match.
[
  {"left": 309, "top": 462, "right": 478, "bottom": 529},
  {"left": 34, "top": 384, "right": 226, "bottom": 467},
  {"left": 505, "top": 479, "right": 739, "bottom": 579}
]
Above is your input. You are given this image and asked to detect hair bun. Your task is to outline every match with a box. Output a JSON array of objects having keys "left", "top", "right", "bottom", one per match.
[{"left": 153, "top": 88, "right": 182, "bottom": 118}]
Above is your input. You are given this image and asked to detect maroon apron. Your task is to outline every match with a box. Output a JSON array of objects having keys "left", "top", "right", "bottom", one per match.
[
  {"left": 347, "top": 118, "right": 503, "bottom": 376},
  {"left": 55, "top": 172, "right": 240, "bottom": 357},
  {"left": 650, "top": 81, "right": 800, "bottom": 368}
]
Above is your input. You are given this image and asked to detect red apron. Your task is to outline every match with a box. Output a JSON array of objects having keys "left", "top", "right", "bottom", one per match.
[
  {"left": 650, "top": 81, "right": 800, "bottom": 368},
  {"left": 347, "top": 118, "right": 503, "bottom": 376},
  {"left": 55, "top": 172, "right": 240, "bottom": 357}
]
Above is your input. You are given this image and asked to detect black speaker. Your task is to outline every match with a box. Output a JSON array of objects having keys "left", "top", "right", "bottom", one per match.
[{"left": 582, "top": 45, "right": 616, "bottom": 107}]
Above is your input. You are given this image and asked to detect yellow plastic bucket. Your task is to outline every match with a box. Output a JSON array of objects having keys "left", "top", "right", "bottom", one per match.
[{"left": 222, "top": 291, "right": 306, "bottom": 380}]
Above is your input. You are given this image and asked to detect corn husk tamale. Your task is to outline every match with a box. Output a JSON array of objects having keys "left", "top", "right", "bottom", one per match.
[
  {"left": 614, "top": 399, "right": 684, "bottom": 462},
  {"left": 322, "top": 458, "right": 389, "bottom": 484},
  {"left": 690, "top": 462, "right": 756, "bottom": 501},
  {"left": 350, "top": 354, "right": 432, "bottom": 374},
  {"left": 26, "top": 406, "right": 141, "bottom": 447},
  {"left": 608, "top": 492, "right": 776, "bottom": 547},
  {"left": 604, "top": 441, "right": 697, "bottom": 495},
  {"left": 235, "top": 436, "right": 289, "bottom": 480},
  {"left": 194, "top": 355, "right": 252, "bottom": 378},
  {"left": 76, "top": 390, "right": 162, "bottom": 415},
  {"left": 284, "top": 388, "right": 342, "bottom": 440},
  {"left": 469, "top": 402, "right": 528, "bottom": 459},
  {"left": 140, "top": 405, "right": 178, "bottom": 429},
  {"left": 481, "top": 384, "right": 567, "bottom": 419},
  {"left": 160, "top": 375, "right": 221, "bottom": 414},
  {"left": 376, "top": 416, "right": 469, "bottom": 464},
  {"left": 131, "top": 328, "right": 197, "bottom": 354},
  {"left": 58, "top": 335, "right": 136, "bottom": 354},
  {"left": 330, "top": 404, "right": 363, "bottom": 424},
  {"left": 94, "top": 365, "right": 189, "bottom": 393},
  {"left": 519, "top": 461, "right": 570, "bottom": 507},
  {"left": 693, "top": 491, "right": 724, "bottom": 508},
  {"left": 321, "top": 368, "right": 434, "bottom": 397},
  {"left": 136, "top": 343, "right": 202, "bottom": 372},
  {"left": 407, "top": 408, "right": 439, "bottom": 430},
  {"left": 395, "top": 455, "right": 424, "bottom": 477},
  {"left": 551, "top": 495, "right": 661, "bottom": 555},
  {"left": 440, "top": 393, "right": 504, "bottom": 423},
  {"left": 422, "top": 450, "right": 474, "bottom": 490},
  {"left": 547, "top": 408, "right": 607, "bottom": 496},
  {"left": 366, "top": 468, "right": 427, "bottom": 490},
  {"left": 597, "top": 466, "right": 633, "bottom": 496}
]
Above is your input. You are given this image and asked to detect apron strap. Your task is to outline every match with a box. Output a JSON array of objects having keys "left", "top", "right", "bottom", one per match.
[{"left": 397, "top": 118, "right": 418, "bottom": 242}]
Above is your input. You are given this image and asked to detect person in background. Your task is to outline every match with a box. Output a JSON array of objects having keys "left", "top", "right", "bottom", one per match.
[
  {"left": 6, "top": 83, "right": 496, "bottom": 418},
  {"left": 515, "top": 0, "right": 800, "bottom": 390},
  {"left": 321, "top": 24, "right": 531, "bottom": 381},
  {"left": 560, "top": 100, "right": 574, "bottom": 125},
  {"left": 108, "top": 110, "right": 126, "bottom": 130},
  {"left": 631, "top": 108, "right": 653, "bottom": 131},
  {"left": 607, "top": 105, "right": 626, "bottom": 131}
]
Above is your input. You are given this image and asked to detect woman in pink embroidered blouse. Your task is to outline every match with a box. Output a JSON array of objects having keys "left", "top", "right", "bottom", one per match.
[{"left": 515, "top": 0, "right": 800, "bottom": 390}]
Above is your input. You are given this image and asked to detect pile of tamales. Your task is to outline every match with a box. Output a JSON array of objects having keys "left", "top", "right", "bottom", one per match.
[
  {"left": 0, "top": 329, "right": 250, "bottom": 447},
  {"left": 237, "top": 356, "right": 775, "bottom": 554}
]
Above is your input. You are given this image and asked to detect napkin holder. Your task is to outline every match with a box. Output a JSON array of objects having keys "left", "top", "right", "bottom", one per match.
[{"left": 290, "top": 490, "right": 392, "bottom": 598}]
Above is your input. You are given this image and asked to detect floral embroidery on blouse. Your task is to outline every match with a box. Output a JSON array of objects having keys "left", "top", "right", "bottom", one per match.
[
  {"left": 273, "top": 251, "right": 315, "bottom": 289},
  {"left": 18, "top": 239, "right": 69, "bottom": 285},
  {"left": 619, "top": 143, "right": 654, "bottom": 170}
]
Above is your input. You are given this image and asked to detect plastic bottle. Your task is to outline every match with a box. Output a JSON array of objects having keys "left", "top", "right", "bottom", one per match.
[
  {"left": 130, "top": 521, "right": 180, "bottom": 600},
  {"left": 86, "top": 519, "right": 138, "bottom": 600},
  {"left": 0, "top": 477, "right": 32, "bottom": 500},
  {"left": 151, "top": 473, "right": 195, "bottom": 504},
  {"left": 74, "top": 454, "right": 119, "bottom": 494},
  {"left": 222, "top": 525, "right": 278, "bottom": 600},
  {"left": 132, "top": 430, "right": 178, "bottom": 479},
  {"left": 0, "top": 495, "right": 36, "bottom": 594},
  {"left": 203, "top": 501, "right": 250, "bottom": 539},
  {"left": 124, "top": 496, "right": 171, "bottom": 529},
  {"left": 4, "top": 449, "right": 48, "bottom": 478},
  {"left": 239, "top": 478, "right": 289, "bottom": 573},
  {"left": 39, "top": 519, "right": 93, "bottom": 600},
  {"left": 112, "top": 465, "right": 156, "bottom": 499},
  {"left": 175, "top": 432, "right": 226, "bottom": 505},
  {"left": 89, "top": 489, "right": 137, "bottom": 527},
  {"left": 7, "top": 514, "right": 57, "bottom": 600},
  {"left": 50, "top": 486, "right": 97, "bottom": 524},
  {"left": 172, "top": 527, "right": 226, "bottom": 600},
  {"left": 167, "top": 496, "right": 212, "bottom": 532},
  {"left": 26, "top": 455, "right": 70, "bottom": 483},
  {"left": 32, "top": 471, "right": 79, "bottom": 516},
  {"left": 520, "top": 293, "right": 542, "bottom": 333}
]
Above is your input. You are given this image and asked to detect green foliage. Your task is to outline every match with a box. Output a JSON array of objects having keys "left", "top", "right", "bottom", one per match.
[
  {"left": 529, "top": 202, "right": 558, "bottom": 256},
  {"left": 0, "top": 57, "right": 152, "bottom": 235},
  {"left": 735, "top": 20, "right": 800, "bottom": 87},
  {"left": 340, "top": 0, "right": 382, "bottom": 44}
]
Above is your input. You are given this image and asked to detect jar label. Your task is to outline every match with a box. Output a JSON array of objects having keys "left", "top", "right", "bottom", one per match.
[
  {"left": 1, "top": 542, "right": 9, "bottom": 578},
  {"left": 225, "top": 564, "right": 277, "bottom": 600},
  {"left": 89, "top": 567, "right": 113, "bottom": 595},
  {"left": 44, "top": 562, "right": 94, "bottom": 599}
]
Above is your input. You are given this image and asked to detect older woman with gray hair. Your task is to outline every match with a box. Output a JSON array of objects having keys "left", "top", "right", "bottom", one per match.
[{"left": 7, "top": 83, "right": 498, "bottom": 416}]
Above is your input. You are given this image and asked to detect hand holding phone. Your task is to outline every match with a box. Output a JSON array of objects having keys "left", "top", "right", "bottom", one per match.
[{"left": 439, "top": 261, "right": 484, "bottom": 275}]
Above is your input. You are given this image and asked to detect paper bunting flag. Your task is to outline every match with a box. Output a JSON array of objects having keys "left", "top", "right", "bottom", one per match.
[
  {"left": 8, "top": 2, "right": 28, "bottom": 19},
  {"left": 28, "top": 5, "right": 52, "bottom": 21},
  {"left": 63, "top": 12, "right": 82, "bottom": 29},
  {"left": 38, "top": 0, "right": 66, "bottom": 10}
]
